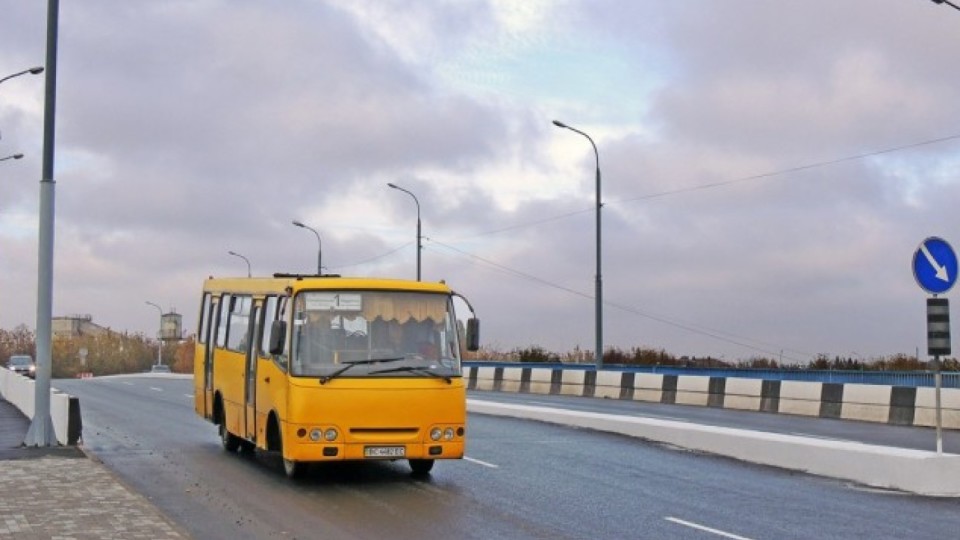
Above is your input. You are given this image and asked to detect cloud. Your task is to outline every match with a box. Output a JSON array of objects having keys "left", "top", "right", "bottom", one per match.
[{"left": 2, "top": 0, "right": 959, "bottom": 362}]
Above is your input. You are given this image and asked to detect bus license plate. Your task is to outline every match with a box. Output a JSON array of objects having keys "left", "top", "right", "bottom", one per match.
[{"left": 364, "top": 446, "right": 405, "bottom": 458}]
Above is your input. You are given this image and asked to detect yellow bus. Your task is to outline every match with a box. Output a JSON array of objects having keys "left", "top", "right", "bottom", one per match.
[{"left": 193, "top": 274, "right": 480, "bottom": 478}]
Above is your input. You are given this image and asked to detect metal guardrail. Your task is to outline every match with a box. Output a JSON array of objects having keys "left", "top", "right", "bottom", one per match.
[{"left": 462, "top": 361, "right": 960, "bottom": 389}]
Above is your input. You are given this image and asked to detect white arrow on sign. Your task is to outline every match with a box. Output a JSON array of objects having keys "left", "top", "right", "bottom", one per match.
[{"left": 921, "top": 243, "right": 951, "bottom": 282}]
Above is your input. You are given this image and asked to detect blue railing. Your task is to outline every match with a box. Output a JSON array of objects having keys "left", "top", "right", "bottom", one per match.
[{"left": 462, "top": 361, "right": 960, "bottom": 389}]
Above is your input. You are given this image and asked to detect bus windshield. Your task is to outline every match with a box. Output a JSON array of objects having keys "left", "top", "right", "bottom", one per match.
[{"left": 290, "top": 290, "right": 462, "bottom": 379}]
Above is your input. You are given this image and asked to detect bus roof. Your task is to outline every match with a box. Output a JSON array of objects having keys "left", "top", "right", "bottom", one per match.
[{"left": 202, "top": 275, "right": 453, "bottom": 295}]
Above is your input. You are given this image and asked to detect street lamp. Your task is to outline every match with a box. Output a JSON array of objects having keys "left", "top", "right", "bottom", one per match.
[
  {"left": 553, "top": 119, "right": 604, "bottom": 369},
  {"left": 387, "top": 182, "right": 422, "bottom": 281},
  {"left": 0, "top": 66, "right": 44, "bottom": 86},
  {"left": 228, "top": 250, "right": 252, "bottom": 277},
  {"left": 145, "top": 301, "right": 163, "bottom": 367},
  {"left": 24, "top": 2, "right": 57, "bottom": 447},
  {"left": 0, "top": 153, "right": 24, "bottom": 162},
  {"left": 292, "top": 220, "right": 322, "bottom": 275},
  {"left": 932, "top": 0, "right": 960, "bottom": 12}
]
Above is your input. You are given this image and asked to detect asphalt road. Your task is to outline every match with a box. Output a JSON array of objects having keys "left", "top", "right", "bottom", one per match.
[{"left": 55, "top": 375, "right": 960, "bottom": 540}]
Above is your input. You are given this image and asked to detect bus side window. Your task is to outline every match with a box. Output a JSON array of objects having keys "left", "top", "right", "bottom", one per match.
[
  {"left": 227, "top": 295, "right": 252, "bottom": 352},
  {"left": 198, "top": 293, "right": 211, "bottom": 344},
  {"left": 216, "top": 294, "right": 231, "bottom": 349},
  {"left": 261, "top": 295, "right": 288, "bottom": 370},
  {"left": 259, "top": 296, "right": 276, "bottom": 358}
]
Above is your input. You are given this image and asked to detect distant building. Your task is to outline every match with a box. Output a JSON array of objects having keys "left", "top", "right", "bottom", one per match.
[
  {"left": 52, "top": 315, "right": 110, "bottom": 339},
  {"left": 160, "top": 312, "right": 183, "bottom": 341}
]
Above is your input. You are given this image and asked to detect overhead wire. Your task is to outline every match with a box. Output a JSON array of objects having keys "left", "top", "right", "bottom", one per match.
[
  {"left": 456, "top": 132, "right": 960, "bottom": 240},
  {"left": 333, "top": 133, "right": 960, "bottom": 360},
  {"left": 427, "top": 238, "right": 812, "bottom": 363},
  {"left": 328, "top": 241, "right": 413, "bottom": 271}
]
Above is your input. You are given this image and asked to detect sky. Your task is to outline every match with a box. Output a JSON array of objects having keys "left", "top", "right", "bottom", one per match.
[{"left": 2, "top": 0, "right": 960, "bottom": 365}]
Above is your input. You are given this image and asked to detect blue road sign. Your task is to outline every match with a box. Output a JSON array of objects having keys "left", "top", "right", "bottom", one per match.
[{"left": 913, "top": 237, "right": 958, "bottom": 295}]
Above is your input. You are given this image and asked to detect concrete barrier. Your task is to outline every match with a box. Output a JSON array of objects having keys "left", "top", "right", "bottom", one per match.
[
  {"left": 0, "top": 369, "right": 81, "bottom": 445},
  {"left": 467, "top": 398, "right": 960, "bottom": 497},
  {"left": 466, "top": 365, "right": 960, "bottom": 429}
]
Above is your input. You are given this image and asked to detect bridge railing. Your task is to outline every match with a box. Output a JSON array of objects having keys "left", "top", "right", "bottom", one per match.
[{"left": 461, "top": 361, "right": 960, "bottom": 388}]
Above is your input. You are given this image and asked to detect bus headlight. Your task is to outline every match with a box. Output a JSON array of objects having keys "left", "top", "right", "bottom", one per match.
[
  {"left": 443, "top": 428, "right": 455, "bottom": 441},
  {"left": 324, "top": 428, "right": 338, "bottom": 442},
  {"left": 309, "top": 429, "right": 322, "bottom": 442},
  {"left": 430, "top": 427, "right": 443, "bottom": 441}
]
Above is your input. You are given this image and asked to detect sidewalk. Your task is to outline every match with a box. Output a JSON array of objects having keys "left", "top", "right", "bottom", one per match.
[{"left": 0, "top": 399, "right": 187, "bottom": 539}]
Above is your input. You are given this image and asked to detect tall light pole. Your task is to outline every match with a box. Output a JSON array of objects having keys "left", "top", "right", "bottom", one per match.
[
  {"left": 292, "top": 220, "right": 322, "bottom": 275},
  {"left": 0, "top": 66, "right": 44, "bottom": 87},
  {"left": 387, "top": 182, "right": 422, "bottom": 281},
  {"left": 228, "top": 250, "right": 251, "bottom": 277},
  {"left": 0, "top": 153, "right": 24, "bottom": 162},
  {"left": 146, "top": 301, "right": 163, "bottom": 367},
  {"left": 24, "top": 1, "right": 57, "bottom": 447},
  {"left": 553, "top": 120, "right": 604, "bottom": 369}
]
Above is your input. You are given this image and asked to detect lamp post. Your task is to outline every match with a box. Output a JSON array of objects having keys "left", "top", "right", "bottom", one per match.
[
  {"left": 553, "top": 119, "right": 604, "bottom": 369},
  {"left": 0, "top": 66, "right": 44, "bottom": 87},
  {"left": 145, "top": 301, "right": 163, "bottom": 366},
  {"left": 24, "top": 1, "right": 57, "bottom": 448},
  {"left": 292, "top": 220, "right": 322, "bottom": 275},
  {"left": 228, "top": 250, "right": 252, "bottom": 277},
  {"left": 932, "top": 0, "right": 960, "bottom": 12},
  {"left": 387, "top": 182, "right": 422, "bottom": 281},
  {"left": 0, "top": 153, "right": 24, "bottom": 162}
]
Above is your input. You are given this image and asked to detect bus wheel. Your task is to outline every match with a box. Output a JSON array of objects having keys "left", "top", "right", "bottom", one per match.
[
  {"left": 239, "top": 440, "right": 256, "bottom": 455},
  {"left": 219, "top": 423, "right": 240, "bottom": 453},
  {"left": 283, "top": 457, "right": 305, "bottom": 479},
  {"left": 409, "top": 459, "right": 434, "bottom": 475}
]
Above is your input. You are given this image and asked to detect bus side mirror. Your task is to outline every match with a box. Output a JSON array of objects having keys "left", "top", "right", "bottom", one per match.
[
  {"left": 269, "top": 320, "right": 286, "bottom": 355},
  {"left": 465, "top": 318, "right": 480, "bottom": 352}
]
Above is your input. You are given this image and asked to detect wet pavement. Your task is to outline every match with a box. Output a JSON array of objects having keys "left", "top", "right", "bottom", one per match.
[{"left": 0, "top": 399, "right": 187, "bottom": 539}]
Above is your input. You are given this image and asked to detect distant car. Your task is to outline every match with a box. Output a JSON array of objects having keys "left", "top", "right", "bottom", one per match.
[
  {"left": 7, "top": 355, "right": 36, "bottom": 379},
  {"left": 150, "top": 364, "right": 172, "bottom": 373}
]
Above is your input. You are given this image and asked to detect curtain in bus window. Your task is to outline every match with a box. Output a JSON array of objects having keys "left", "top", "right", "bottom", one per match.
[{"left": 360, "top": 293, "right": 446, "bottom": 323}]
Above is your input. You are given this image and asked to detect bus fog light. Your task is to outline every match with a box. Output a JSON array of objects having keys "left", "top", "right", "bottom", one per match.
[
  {"left": 309, "top": 429, "right": 322, "bottom": 442},
  {"left": 430, "top": 427, "right": 442, "bottom": 441},
  {"left": 443, "top": 428, "right": 455, "bottom": 441},
  {"left": 324, "top": 428, "right": 338, "bottom": 442}
]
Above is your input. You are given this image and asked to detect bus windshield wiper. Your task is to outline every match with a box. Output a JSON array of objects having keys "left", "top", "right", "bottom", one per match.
[
  {"left": 318, "top": 357, "right": 405, "bottom": 385},
  {"left": 368, "top": 365, "right": 452, "bottom": 384}
]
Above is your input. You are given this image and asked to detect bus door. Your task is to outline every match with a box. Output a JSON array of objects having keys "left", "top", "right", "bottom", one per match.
[
  {"left": 243, "top": 303, "right": 260, "bottom": 442},
  {"left": 200, "top": 296, "right": 219, "bottom": 420},
  {"left": 255, "top": 295, "right": 287, "bottom": 445}
]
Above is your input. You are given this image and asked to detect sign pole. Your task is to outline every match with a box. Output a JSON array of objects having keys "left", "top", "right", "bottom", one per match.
[
  {"left": 914, "top": 238, "right": 955, "bottom": 454},
  {"left": 926, "top": 297, "right": 949, "bottom": 455},
  {"left": 934, "top": 356, "right": 943, "bottom": 455}
]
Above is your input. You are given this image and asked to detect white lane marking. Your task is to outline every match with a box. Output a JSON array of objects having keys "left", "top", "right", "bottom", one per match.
[
  {"left": 149, "top": 387, "right": 163, "bottom": 392},
  {"left": 122, "top": 382, "right": 134, "bottom": 386},
  {"left": 464, "top": 456, "right": 499, "bottom": 468},
  {"left": 665, "top": 517, "right": 754, "bottom": 540},
  {"left": 185, "top": 394, "right": 194, "bottom": 399}
]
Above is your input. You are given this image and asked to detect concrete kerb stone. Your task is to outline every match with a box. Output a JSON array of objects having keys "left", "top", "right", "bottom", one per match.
[
  {"left": 0, "top": 369, "right": 80, "bottom": 446},
  {"left": 467, "top": 398, "right": 960, "bottom": 497}
]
